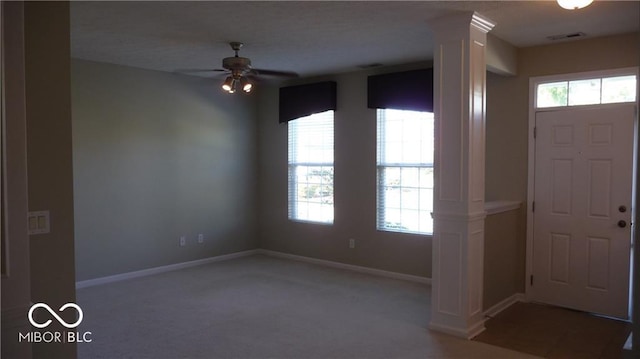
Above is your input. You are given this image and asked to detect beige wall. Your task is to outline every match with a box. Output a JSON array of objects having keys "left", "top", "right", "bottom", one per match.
[
  {"left": 257, "top": 64, "right": 432, "bottom": 278},
  {"left": 14, "top": 12, "right": 637, "bottom": 351},
  {"left": 24, "top": 2, "right": 77, "bottom": 358},
  {"left": 257, "top": 32, "right": 639, "bottom": 299},
  {"left": 72, "top": 59, "right": 259, "bottom": 281},
  {"left": 484, "top": 32, "right": 639, "bottom": 306},
  {"left": 486, "top": 32, "right": 639, "bottom": 202},
  {"left": 484, "top": 209, "right": 522, "bottom": 310}
]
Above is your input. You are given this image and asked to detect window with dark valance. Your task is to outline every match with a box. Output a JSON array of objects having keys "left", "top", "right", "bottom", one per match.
[
  {"left": 367, "top": 69, "right": 433, "bottom": 112},
  {"left": 371, "top": 68, "right": 435, "bottom": 235},
  {"left": 279, "top": 81, "right": 337, "bottom": 124}
]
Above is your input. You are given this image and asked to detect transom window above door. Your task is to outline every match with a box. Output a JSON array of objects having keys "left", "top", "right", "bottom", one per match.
[{"left": 536, "top": 74, "right": 637, "bottom": 109}]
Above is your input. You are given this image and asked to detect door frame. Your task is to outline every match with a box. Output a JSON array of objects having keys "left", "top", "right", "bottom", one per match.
[{"left": 526, "top": 67, "right": 640, "bottom": 311}]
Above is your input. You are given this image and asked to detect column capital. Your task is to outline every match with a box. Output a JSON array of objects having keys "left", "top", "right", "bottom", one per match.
[
  {"left": 471, "top": 12, "right": 495, "bottom": 33},
  {"left": 428, "top": 11, "right": 495, "bottom": 36}
]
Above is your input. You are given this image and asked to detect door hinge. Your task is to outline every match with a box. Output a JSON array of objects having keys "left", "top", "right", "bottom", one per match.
[
  {"left": 530, "top": 275, "right": 534, "bottom": 286},
  {"left": 532, "top": 201, "right": 535, "bottom": 212},
  {"left": 533, "top": 127, "right": 537, "bottom": 139}
]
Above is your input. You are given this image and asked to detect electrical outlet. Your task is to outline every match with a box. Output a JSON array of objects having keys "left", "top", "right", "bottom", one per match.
[
  {"left": 197, "top": 234, "right": 204, "bottom": 244},
  {"left": 349, "top": 238, "right": 355, "bottom": 249},
  {"left": 179, "top": 236, "right": 186, "bottom": 247}
]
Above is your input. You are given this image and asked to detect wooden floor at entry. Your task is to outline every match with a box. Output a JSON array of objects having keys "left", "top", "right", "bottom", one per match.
[{"left": 474, "top": 302, "right": 631, "bottom": 358}]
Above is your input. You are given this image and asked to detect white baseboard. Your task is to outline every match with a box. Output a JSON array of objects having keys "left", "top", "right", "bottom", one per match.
[
  {"left": 258, "top": 249, "right": 431, "bottom": 285},
  {"left": 429, "top": 293, "right": 525, "bottom": 340},
  {"left": 76, "top": 249, "right": 260, "bottom": 289},
  {"left": 484, "top": 293, "right": 526, "bottom": 318},
  {"left": 429, "top": 321, "right": 486, "bottom": 339},
  {"left": 623, "top": 333, "right": 633, "bottom": 359}
]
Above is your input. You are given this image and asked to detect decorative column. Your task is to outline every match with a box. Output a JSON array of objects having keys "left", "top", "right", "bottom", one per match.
[{"left": 429, "top": 12, "right": 495, "bottom": 338}]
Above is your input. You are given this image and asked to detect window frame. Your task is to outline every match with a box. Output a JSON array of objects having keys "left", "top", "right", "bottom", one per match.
[
  {"left": 287, "top": 110, "right": 335, "bottom": 225},
  {"left": 376, "top": 108, "right": 434, "bottom": 235},
  {"left": 533, "top": 68, "right": 638, "bottom": 110}
]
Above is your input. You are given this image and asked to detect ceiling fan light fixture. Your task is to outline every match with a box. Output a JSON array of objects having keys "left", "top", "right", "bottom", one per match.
[
  {"left": 228, "top": 78, "right": 237, "bottom": 93},
  {"left": 210, "top": 42, "right": 297, "bottom": 94},
  {"left": 557, "top": 0, "right": 593, "bottom": 10},
  {"left": 222, "top": 76, "right": 234, "bottom": 92},
  {"left": 241, "top": 77, "right": 253, "bottom": 93}
]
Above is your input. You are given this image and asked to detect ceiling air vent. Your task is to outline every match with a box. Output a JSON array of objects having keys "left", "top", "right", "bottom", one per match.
[
  {"left": 547, "top": 32, "right": 587, "bottom": 41},
  {"left": 358, "top": 63, "right": 384, "bottom": 69}
]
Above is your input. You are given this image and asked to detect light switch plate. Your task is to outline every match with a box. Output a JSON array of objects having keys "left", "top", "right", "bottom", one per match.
[{"left": 28, "top": 211, "right": 50, "bottom": 235}]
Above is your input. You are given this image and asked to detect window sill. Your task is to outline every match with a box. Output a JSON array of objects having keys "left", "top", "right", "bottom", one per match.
[
  {"left": 288, "top": 218, "right": 334, "bottom": 226},
  {"left": 376, "top": 228, "right": 432, "bottom": 236}
]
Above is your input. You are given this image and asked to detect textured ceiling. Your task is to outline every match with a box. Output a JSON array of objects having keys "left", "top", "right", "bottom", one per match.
[{"left": 71, "top": 1, "right": 640, "bottom": 78}]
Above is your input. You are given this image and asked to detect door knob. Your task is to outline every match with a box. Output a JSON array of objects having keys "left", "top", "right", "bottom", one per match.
[
  {"left": 618, "top": 220, "right": 627, "bottom": 228},
  {"left": 619, "top": 205, "right": 627, "bottom": 213}
]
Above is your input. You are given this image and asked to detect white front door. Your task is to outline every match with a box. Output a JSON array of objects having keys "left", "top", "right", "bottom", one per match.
[{"left": 531, "top": 104, "right": 635, "bottom": 319}]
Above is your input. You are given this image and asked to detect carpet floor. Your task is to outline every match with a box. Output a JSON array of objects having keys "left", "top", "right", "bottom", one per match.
[
  {"left": 76, "top": 254, "right": 539, "bottom": 359},
  {"left": 474, "top": 302, "right": 631, "bottom": 359}
]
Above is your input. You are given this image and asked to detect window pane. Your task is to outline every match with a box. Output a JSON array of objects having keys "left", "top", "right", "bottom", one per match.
[
  {"left": 383, "top": 167, "right": 401, "bottom": 187},
  {"left": 401, "top": 188, "right": 420, "bottom": 210},
  {"left": 289, "top": 112, "right": 334, "bottom": 164},
  {"left": 538, "top": 74, "right": 636, "bottom": 108},
  {"left": 377, "top": 109, "right": 434, "bottom": 165},
  {"left": 568, "top": 78, "right": 601, "bottom": 106},
  {"left": 401, "top": 210, "right": 421, "bottom": 233},
  {"left": 291, "top": 165, "right": 334, "bottom": 222},
  {"left": 376, "top": 109, "right": 434, "bottom": 235},
  {"left": 382, "top": 208, "right": 403, "bottom": 230},
  {"left": 537, "top": 81, "right": 568, "bottom": 108},
  {"left": 419, "top": 212, "right": 433, "bottom": 234},
  {"left": 419, "top": 190, "right": 432, "bottom": 212},
  {"left": 379, "top": 167, "right": 401, "bottom": 208},
  {"left": 602, "top": 75, "right": 637, "bottom": 104},
  {"left": 419, "top": 167, "right": 434, "bottom": 189},
  {"left": 401, "top": 167, "right": 419, "bottom": 188},
  {"left": 288, "top": 111, "right": 334, "bottom": 223},
  {"left": 377, "top": 167, "right": 433, "bottom": 234}
]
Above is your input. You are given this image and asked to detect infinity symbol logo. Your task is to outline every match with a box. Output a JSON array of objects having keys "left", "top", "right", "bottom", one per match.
[{"left": 28, "top": 303, "right": 83, "bottom": 329}]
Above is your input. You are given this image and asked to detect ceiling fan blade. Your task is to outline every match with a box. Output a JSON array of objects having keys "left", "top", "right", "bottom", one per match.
[
  {"left": 245, "top": 74, "right": 264, "bottom": 83},
  {"left": 251, "top": 68, "right": 299, "bottom": 78},
  {"left": 175, "top": 68, "right": 226, "bottom": 74}
]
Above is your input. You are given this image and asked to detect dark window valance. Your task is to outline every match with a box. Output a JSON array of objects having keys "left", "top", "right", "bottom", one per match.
[
  {"left": 279, "top": 81, "right": 337, "bottom": 123},
  {"left": 367, "top": 69, "right": 433, "bottom": 112}
]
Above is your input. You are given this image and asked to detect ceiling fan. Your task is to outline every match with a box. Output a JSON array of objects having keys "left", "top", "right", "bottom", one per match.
[{"left": 180, "top": 42, "right": 298, "bottom": 94}]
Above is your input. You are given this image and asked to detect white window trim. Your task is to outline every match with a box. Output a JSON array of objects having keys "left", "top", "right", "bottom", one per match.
[
  {"left": 533, "top": 67, "right": 638, "bottom": 111},
  {"left": 287, "top": 111, "right": 335, "bottom": 225},
  {"left": 376, "top": 109, "right": 434, "bottom": 235}
]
